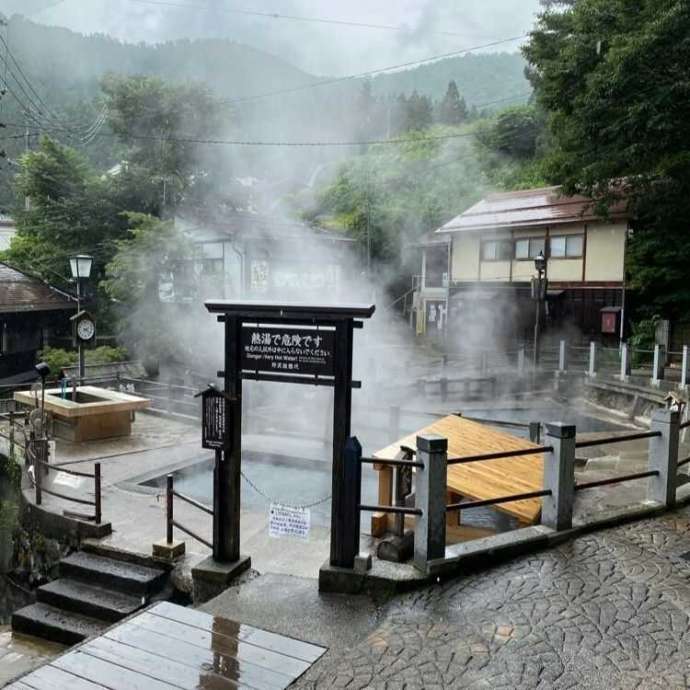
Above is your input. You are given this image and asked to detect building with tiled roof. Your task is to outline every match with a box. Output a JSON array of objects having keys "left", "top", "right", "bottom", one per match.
[
  {"left": 0, "top": 263, "right": 76, "bottom": 380},
  {"left": 412, "top": 186, "right": 631, "bottom": 344}
]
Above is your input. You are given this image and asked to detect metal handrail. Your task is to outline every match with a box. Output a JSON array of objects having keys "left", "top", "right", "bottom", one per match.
[
  {"left": 359, "top": 504, "right": 422, "bottom": 516},
  {"left": 40, "top": 486, "right": 96, "bottom": 506},
  {"left": 41, "top": 463, "right": 95, "bottom": 479},
  {"left": 447, "top": 489, "right": 552, "bottom": 512},
  {"left": 448, "top": 446, "right": 552, "bottom": 466},
  {"left": 172, "top": 489, "right": 214, "bottom": 516},
  {"left": 360, "top": 456, "right": 424, "bottom": 469},
  {"left": 171, "top": 520, "right": 212, "bottom": 549},
  {"left": 457, "top": 414, "right": 531, "bottom": 429},
  {"left": 575, "top": 470, "right": 659, "bottom": 492},
  {"left": 34, "top": 452, "right": 102, "bottom": 524},
  {"left": 575, "top": 430, "right": 660, "bottom": 449},
  {"left": 165, "top": 474, "right": 213, "bottom": 550}
]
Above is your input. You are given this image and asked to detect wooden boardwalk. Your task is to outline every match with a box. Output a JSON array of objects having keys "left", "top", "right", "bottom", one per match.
[
  {"left": 374, "top": 415, "right": 545, "bottom": 524},
  {"left": 8, "top": 601, "right": 326, "bottom": 690}
]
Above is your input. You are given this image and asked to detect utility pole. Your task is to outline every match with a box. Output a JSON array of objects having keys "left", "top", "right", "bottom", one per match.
[
  {"left": 365, "top": 153, "right": 371, "bottom": 277},
  {"left": 76, "top": 278, "right": 85, "bottom": 382},
  {"left": 532, "top": 251, "right": 547, "bottom": 374}
]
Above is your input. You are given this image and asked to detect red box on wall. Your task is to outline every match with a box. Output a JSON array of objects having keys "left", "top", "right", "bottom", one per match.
[{"left": 601, "top": 307, "right": 621, "bottom": 335}]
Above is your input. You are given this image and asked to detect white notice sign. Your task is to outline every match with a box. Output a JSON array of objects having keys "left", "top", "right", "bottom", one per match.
[{"left": 269, "top": 503, "right": 310, "bottom": 540}]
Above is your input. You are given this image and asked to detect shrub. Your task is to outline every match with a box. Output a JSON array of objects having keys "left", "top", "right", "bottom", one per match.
[{"left": 39, "top": 345, "right": 129, "bottom": 376}]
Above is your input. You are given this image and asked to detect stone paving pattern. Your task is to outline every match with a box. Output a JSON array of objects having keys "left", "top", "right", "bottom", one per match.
[{"left": 293, "top": 507, "right": 690, "bottom": 689}]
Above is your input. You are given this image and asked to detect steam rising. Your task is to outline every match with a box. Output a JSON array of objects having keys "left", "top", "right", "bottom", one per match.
[{"left": 19, "top": 0, "right": 540, "bottom": 74}]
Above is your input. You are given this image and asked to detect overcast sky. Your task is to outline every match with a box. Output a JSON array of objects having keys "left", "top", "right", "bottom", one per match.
[{"left": 2, "top": 0, "right": 542, "bottom": 75}]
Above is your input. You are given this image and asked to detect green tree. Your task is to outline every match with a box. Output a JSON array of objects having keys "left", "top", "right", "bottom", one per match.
[
  {"left": 103, "top": 213, "right": 198, "bottom": 366},
  {"left": 3, "top": 137, "right": 158, "bottom": 290},
  {"left": 478, "top": 105, "right": 542, "bottom": 160},
  {"left": 523, "top": 0, "right": 690, "bottom": 317},
  {"left": 101, "top": 74, "right": 223, "bottom": 212},
  {"left": 404, "top": 91, "right": 433, "bottom": 132},
  {"left": 438, "top": 81, "right": 468, "bottom": 125}
]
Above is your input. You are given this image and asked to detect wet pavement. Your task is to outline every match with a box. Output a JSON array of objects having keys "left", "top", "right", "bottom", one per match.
[
  {"left": 0, "top": 627, "right": 64, "bottom": 686},
  {"left": 202, "top": 504, "right": 690, "bottom": 689},
  {"left": 24, "top": 400, "right": 660, "bottom": 581}
]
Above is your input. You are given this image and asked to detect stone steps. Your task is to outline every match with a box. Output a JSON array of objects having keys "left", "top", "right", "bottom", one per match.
[
  {"left": 37, "top": 578, "right": 143, "bottom": 623},
  {"left": 12, "top": 602, "right": 107, "bottom": 646},
  {"left": 59, "top": 551, "right": 167, "bottom": 597},
  {"left": 12, "top": 549, "right": 168, "bottom": 646}
]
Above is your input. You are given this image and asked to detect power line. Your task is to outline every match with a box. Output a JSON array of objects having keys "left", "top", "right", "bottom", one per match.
[
  {"left": 220, "top": 35, "right": 529, "bottom": 105},
  {"left": 126, "top": 0, "right": 501, "bottom": 41},
  {"left": 0, "top": 33, "right": 66, "bottom": 128},
  {"left": 1, "top": 91, "right": 532, "bottom": 148}
]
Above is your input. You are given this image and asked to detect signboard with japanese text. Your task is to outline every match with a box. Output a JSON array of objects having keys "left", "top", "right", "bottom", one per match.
[
  {"left": 201, "top": 389, "right": 227, "bottom": 449},
  {"left": 269, "top": 503, "right": 310, "bottom": 540},
  {"left": 241, "top": 326, "right": 335, "bottom": 377}
]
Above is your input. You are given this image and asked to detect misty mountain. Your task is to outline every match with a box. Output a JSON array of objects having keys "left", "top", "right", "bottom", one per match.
[
  {"left": 371, "top": 52, "right": 529, "bottom": 108},
  {"left": 2, "top": 15, "right": 529, "bottom": 114}
]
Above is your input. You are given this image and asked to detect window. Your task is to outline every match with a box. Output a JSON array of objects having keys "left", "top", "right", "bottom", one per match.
[
  {"left": 514, "top": 237, "right": 546, "bottom": 260},
  {"left": 482, "top": 239, "right": 512, "bottom": 261},
  {"left": 550, "top": 235, "right": 584, "bottom": 258}
]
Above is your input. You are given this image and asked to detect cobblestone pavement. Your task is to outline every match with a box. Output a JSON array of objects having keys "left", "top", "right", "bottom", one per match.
[{"left": 295, "top": 507, "right": 690, "bottom": 689}]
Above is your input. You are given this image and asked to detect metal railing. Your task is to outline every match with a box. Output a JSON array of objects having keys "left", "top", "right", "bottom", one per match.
[
  {"left": 165, "top": 474, "right": 213, "bottom": 550},
  {"left": 447, "top": 489, "right": 552, "bottom": 513},
  {"left": 448, "top": 445, "right": 552, "bottom": 466},
  {"left": 575, "top": 470, "right": 659, "bottom": 492},
  {"left": 32, "top": 441, "right": 102, "bottom": 524},
  {"left": 331, "top": 407, "right": 687, "bottom": 575},
  {"left": 575, "top": 430, "right": 661, "bottom": 449}
]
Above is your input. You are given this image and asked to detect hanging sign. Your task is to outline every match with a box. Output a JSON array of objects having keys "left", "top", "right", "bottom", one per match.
[
  {"left": 242, "top": 326, "right": 335, "bottom": 377},
  {"left": 269, "top": 503, "right": 311, "bottom": 540},
  {"left": 200, "top": 388, "right": 227, "bottom": 450}
]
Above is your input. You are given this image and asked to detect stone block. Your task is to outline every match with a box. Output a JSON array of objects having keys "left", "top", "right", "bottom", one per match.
[
  {"left": 354, "top": 552, "right": 372, "bottom": 573},
  {"left": 152, "top": 538, "right": 185, "bottom": 562},
  {"left": 192, "top": 554, "right": 251, "bottom": 604}
]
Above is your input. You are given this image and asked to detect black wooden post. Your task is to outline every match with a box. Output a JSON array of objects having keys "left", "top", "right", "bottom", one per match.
[
  {"left": 94, "top": 463, "right": 102, "bottom": 524},
  {"left": 330, "top": 319, "right": 354, "bottom": 566},
  {"left": 166, "top": 474, "right": 174, "bottom": 543},
  {"left": 203, "top": 301, "right": 375, "bottom": 572},
  {"left": 216, "top": 315, "right": 242, "bottom": 563},
  {"left": 34, "top": 439, "right": 42, "bottom": 506},
  {"left": 332, "top": 436, "right": 362, "bottom": 568}
]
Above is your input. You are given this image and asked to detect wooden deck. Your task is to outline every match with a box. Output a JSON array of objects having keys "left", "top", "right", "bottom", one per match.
[
  {"left": 374, "top": 415, "right": 545, "bottom": 524},
  {"left": 9, "top": 601, "right": 326, "bottom": 690}
]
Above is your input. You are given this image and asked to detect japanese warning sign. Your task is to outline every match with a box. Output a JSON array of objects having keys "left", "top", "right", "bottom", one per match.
[
  {"left": 242, "top": 326, "right": 335, "bottom": 377},
  {"left": 269, "top": 503, "right": 310, "bottom": 540}
]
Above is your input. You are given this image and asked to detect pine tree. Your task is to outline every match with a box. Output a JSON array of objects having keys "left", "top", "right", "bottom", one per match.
[
  {"left": 405, "top": 91, "right": 433, "bottom": 131},
  {"left": 438, "top": 80, "right": 468, "bottom": 125}
]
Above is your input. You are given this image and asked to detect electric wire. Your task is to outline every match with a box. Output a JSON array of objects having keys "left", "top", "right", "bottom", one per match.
[
  {"left": 0, "top": 91, "right": 532, "bottom": 148},
  {"left": 126, "top": 0, "right": 504, "bottom": 41},
  {"left": 220, "top": 35, "right": 529, "bottom": 105}
]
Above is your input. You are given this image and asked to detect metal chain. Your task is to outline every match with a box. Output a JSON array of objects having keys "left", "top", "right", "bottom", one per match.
[{"left": 240, "top": 470, "right": 331, "bottom": 510}]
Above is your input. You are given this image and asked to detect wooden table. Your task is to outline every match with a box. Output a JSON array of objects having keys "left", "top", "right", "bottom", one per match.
[{"left": 372, "top": 415, "right": 545, "bottom": 536}]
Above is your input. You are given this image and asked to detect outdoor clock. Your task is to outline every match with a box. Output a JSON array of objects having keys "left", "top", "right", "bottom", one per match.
[{"left": 72, "top": 310, "right": 96, "bottom": 344}]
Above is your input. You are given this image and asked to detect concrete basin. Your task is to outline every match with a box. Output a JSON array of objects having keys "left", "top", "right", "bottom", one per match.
[{"left": 14, "top": 386, "right": 151, "bottom": 442}]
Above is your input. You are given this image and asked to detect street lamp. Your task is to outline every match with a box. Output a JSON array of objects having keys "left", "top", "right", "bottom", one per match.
[
  {"left": 532, "top": 250, "right": 547, "bottom": 372},
  {"left": 69, "top": 254, "right": 94, "bottom": 382},
  {"left": 69, "top": 254, "right": 93, "bottom": 286}
]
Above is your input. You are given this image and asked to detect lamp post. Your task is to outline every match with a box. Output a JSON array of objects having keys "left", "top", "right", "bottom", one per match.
[
  {"left": 34, "top": 361, "right": 50, "bottom": 439},
  {"left": 532, "top": 250, "right": 547, "bottom": 372},
  {"left": 69, "top": 254, "right": 93, "bottom": 383}
]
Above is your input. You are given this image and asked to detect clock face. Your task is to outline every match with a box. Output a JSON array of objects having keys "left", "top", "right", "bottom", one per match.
[{"left": 77, "top": 318, "right": 95, "bottom": 341}]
